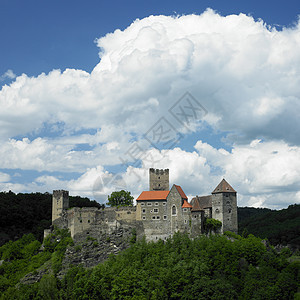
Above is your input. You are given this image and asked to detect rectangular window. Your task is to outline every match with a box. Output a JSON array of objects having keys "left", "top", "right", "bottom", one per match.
[
  {"left": 157, "top": 216, "right": 160, "bottom": 220},
  {"left": 147, "top": 202, "right": 152, "bottom": 206},
  {"left": 155, "top": 202, "right": 158, "bottom": 206},
  {"left": 154, "top": 208, "right": 159, "bottom": 213},
  {"left": 152, "top": 216, "right": 156, "bottom": 220},
  {"left": 163, "top": 202, "right": 166, "bottom": 206},
  {"left": 141, "top": 202, "right": 145, "bottom": 206},
  {"left": 184, "top": 219, "right": 187, "bottom": 224},
  {"left": 163, "top": 215, "right": 167, "bottom": 220},
  {"left": 142, "top": 208, "right": 146, "bottom": 214}
]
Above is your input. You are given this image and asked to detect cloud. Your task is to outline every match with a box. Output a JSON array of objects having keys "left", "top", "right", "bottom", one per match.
[
  {"left": 0, "top": 10, "right": 300, "bottom": 209},
  {"left": 0, "top": 69, "right": 16, "bottom": 81}
]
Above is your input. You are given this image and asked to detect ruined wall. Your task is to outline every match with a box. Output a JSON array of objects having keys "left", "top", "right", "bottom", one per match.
[{"left": 52, "top": 190, "right": 69, "bottom": 222}]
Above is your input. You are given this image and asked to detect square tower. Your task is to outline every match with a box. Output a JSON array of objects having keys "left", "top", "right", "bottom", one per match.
[
  {"left": 52, "top": 190, "right": 69, "bottom": 222},
  {"left": 149, "top": 168, "right": 169, "bottom": 191}
]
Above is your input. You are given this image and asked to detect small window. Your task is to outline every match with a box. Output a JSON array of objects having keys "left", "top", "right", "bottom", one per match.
[
  {"left": 163, "top": 202, "right": 166, "bottom": 206},
  {"left": 194, "top": 215, "right": 197, "bottom": 218},
  {"left": 154, "top": 208, "right": 159, "bottom": 213},
  {"left": 184, "top": 220, "right": 187, "bottom": 224},
  {"left": 157, "top": 216, "right": 160, "bottom": 220},
  {"left": 228, "top": 209, "right": 232, "bottom": 213},
  {"left": 183, "top": 208, "right": 187, "bottom": 212},
  {"left": 155, "top": 202, "right": 158, "bottom": 206},
  {"left": 142, "top": 216, "right": 146, "bottom": 220},
  {"left": 163, "top": 215, "right": 167, "bottom": 220},
  {"left": 215, "top": 208, "right": 219, "bottom": 213},
  {"left": 172, "top": 205, "right": 177, "bottom": 216},
  {"left": 80, "top": 220, "right": 82, "bottom": 223},
  {"left": 142, "top": 209, "right": 146, "bottom": 214},
  {"left": 158, "top": 176, "right": 160, "bottom": 179},
  {"left": 150, "top": 210, "right": 153, "bottom": 213},
  {"left": 88, "top": 220, "right": 90, "bottom": 223},
  {"left": 141, "top": 202, "right": 145, "bottom": 206},
  {"left": 152, "top": 216, "right": 156, "bottom": 220},
  {"left": 147, "top": 202, "right": 152, "bottom": 206}
]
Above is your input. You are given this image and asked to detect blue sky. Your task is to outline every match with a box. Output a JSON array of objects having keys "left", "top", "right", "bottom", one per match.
[{"left": 0, "top": 0, "right": 300, "bottom": 208}]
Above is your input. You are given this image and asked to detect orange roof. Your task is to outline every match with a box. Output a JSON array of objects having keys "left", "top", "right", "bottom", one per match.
[
  {"left": 182, "top": 199, "right": 193, "bottom": 208},
  {"left": 136, "top": 190, "right": 169, "bottom": 201},
  {"left": 212, "top": 179, "right": 236, "bottom": 194},
  {"left": 174, "top": 185, "right": 187, "bottom": 199}
]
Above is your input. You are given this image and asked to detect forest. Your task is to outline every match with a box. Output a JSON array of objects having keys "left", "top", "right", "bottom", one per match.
[{"left": 0, "top": 229, "right": 299, "bottom": 299}]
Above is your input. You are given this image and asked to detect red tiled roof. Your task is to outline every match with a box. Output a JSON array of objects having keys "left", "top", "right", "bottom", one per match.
[
  {"left": 174, "top": 185, "right": 187, "bottom": 199},
  {"left": 212, "top": 179, "right": 236, "bottom": 194},
  {"left": 182, "top": 199, "right": 193, "bottom": 208},
  {"left": 136, "top": 191, "right": 169, "bottom": 201}
]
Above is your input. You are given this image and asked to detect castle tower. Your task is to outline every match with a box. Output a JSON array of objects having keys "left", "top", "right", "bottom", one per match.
[
  {"left": 52, "top": 190, "right": 69, "bottom": 222},
  {"left": 149, "top": 168, "right": 169, "bottom": 191},
  {"left": 211, "top": 179, "right": 238, "bottom": 234}
]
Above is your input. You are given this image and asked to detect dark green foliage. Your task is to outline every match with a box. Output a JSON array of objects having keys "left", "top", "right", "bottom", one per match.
[
  {"left": 238, "top": 204, "right": 300, "bottom": 248},
  {"left": 204, "top": 218, "right": 222, "bottom": 234},
  {"left": 0, "top": 191, "right": 103, "bottom": 246},
  {"left": 1, "top": 233, "right": 299, "bottom": 299},
  {"left": 107, "top": 190, "right": 134, "bottom": 207},
  {"left": 0, "top": 228, "right": 73, "bottom": 298}
]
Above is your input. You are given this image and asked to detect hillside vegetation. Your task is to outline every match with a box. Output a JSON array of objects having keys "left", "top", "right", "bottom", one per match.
[
  {"left": 238, "top": 204, "right": 300, "bottom": 248},
  {"left": 0, "top": 231, "right": 299, "bottom": 299}
]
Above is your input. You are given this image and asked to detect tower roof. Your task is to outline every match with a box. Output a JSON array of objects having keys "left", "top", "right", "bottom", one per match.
[
  {"left": 191, "top": 195, "right": 212, "bottom": 211},
  {"left": 212, "top": 179, "right": 236, "bottom": 194},
  {"left": 182, "top": 199, "right": 193, "bottom": 208}
]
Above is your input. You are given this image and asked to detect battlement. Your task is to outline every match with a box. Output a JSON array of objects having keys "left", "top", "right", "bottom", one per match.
[{"left": 149, "top": 168, "right": 169, "bottom": 191}]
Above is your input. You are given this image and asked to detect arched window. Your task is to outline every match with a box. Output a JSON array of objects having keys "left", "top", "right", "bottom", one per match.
[{"left": 172, "top": 205, "right": 177, "bottom": 215}]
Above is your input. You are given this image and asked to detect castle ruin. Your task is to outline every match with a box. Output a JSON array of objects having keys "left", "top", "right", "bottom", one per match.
[{"left": 48, "top": 169, "right": 238, "bottom": 242}]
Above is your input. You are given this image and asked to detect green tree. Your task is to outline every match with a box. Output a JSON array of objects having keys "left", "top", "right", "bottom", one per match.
[{"left": 107, "top": 190, "right": 134, "bottom": 207}]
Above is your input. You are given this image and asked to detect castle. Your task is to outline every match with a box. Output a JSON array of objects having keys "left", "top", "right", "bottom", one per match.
[{"left": 48, "top": 169, "right": 238, "bottom": 242}]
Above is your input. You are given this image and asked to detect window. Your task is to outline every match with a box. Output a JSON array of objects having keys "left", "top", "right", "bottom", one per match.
[
  {"left": 147, "top": 202, "right": 152, "bottom": 206},
  {"left": 184, "top": 220, "right": 187, "bottom": 224},
  {"left": 228, "top": 209, "right": 232, "bottom": 213},
  {"left": 88, "top": 220, "right": 90, "bottom": 223},
  {"left": 194, "top": 215, "right": 197, "bottom": 218},
  {"left": 142, "top": 208, "right": 146, "bottom": 214},
  {"left": 157, "top": 216, "right": 160, "bottom": 220},
  {"left": 152, "top": 216, "right": 156, "bottom": 220},
  {"left": 141, "top": 202, "right": 145, "bottom": 206},
  {"left": 163, "top": 215, "right": 167, "bottom": 220},
  {"left": 183, "top": 208, "right": 187, "bottom": 212},
  {"left": 142, "top": 216, "right": 146, "bottom": 220},
  {"left": 150, "top": 210, "right": 153, "bottom": 213},
  {"left": 155, "top": 202, "right": 158, "bottom": 206},
  {"left": 172, "top": 205, "right": 177, "bottom": 215},
  {"left": 215, "top": 208, "right": 219, "bottom": 213},
  {"left": 154, "top": 208, "right": 159, "bottom": 213},
  {"left": 163, "top": 202, "right": 166, "bottom": 206}
]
